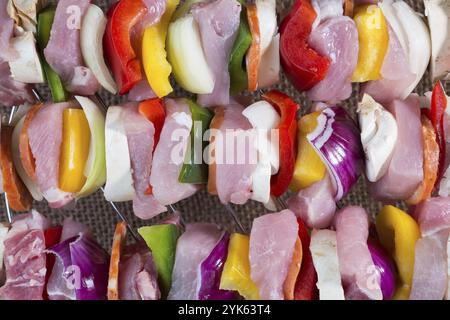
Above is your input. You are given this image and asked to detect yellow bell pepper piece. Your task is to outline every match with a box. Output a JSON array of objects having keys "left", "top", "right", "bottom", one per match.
[
  {"left": 351, "top": 4, "right": 389, "bottom": 82},
  {"left": 59, "top": 109, "right": 91, "bottom": 193},
  {"left": 290, "top": 112, "right": 326, "bottom": 192},
  {"left": 376, "top": 205, "right": 421, "bottom": 300},
  {"left": 220, "top": 233, "right": 260, "bottom": 300},
  {"left": 142, "top": 0, "right": 179, "bottom": 98}
]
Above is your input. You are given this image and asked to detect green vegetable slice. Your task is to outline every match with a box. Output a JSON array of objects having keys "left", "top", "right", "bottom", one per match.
[
  {"left": 138, "top": 224, "right": 180, "bottom": 298},
  {"left": 37, "top": 5, "right": 67, "bottom": 103},
  {"left": 179, "top": 99, "right": 213, "bottom": 184},
  {"left": 229, "top": 3, "right": 252, "bottom": 95}
]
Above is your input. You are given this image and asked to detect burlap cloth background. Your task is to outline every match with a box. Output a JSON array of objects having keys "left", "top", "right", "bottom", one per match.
[{"left": 0, "top": 0, "right": 438, "bottom": 249}]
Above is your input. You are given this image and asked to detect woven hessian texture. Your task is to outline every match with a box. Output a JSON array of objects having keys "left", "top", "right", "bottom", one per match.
[{"left": 0, "top": 0, "right": 439, "bottom": 249}]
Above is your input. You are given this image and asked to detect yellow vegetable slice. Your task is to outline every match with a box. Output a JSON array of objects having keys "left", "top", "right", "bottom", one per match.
[
  {"left": 376, "top": 205, "right": 421, "bottom": 300},
  {"left": 220, "top": 233, "right": 260, "bottom": 300},
  {"left": 59, "top": 108, "right": 91, "bottom": 193},
  {"left": 351, "top": 4, "right": 389, "bottom": 82},
  {"left": 142, "top": 0, "right": 180, "bottom": 98},
  {"left": 290, "top": 112, "right": 326, "bottom": 192}
]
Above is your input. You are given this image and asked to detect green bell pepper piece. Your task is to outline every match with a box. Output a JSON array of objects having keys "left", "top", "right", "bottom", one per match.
[
  {"left": 229, "top": 1, "right": 252, "bottom": 95},
  {"left": 138, "top": 224, "right": 180, "bottom": 298},
  {"left": 178, "top": 99, "right": 213, "bottom": 184},
  {"left": 171, "top": 0, "right": 203, "bottom": 20},
  {"left": 37, "top": 5, "right": 67, "bottom": 103}
]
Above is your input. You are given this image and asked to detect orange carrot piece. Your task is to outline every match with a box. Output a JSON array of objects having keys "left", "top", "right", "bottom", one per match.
[
  {"left": 1, "top": 126, "right": 32, "bottom": 211},
  {"left": 283, "top": 237, "right": 303, "bottom": 300},
  {"left": 406, "top": 115, "right": 439, "bottom": 205},
  {"left": 344, "top": 0, "right": 354, "bottom": 17},
  {"left": 19, "top": 103, "right": 42, "bottom": 181},
  {"left": 107, "top": 221, "right": 127, "bottom": 300},
  {"left": 246, "top": 3, "right": 261, "bottom": 92},
  {"left": 207, "top": 107, "right": 225, "bottom": 195}
]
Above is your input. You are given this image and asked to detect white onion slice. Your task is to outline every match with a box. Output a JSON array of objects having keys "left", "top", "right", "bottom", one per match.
[
  {"left": 103, "top": 106, "right": 135, "bottom": 202},
  {"left": 310, "top": 229, "right": 345, "bottom": 300},
  {"left": 167, "top": 15, "right": 215, "bottom": 94},
  {"left": 258, "top": 34, "right": 280, "bottom": 89},
  {"left": 242, "top": 100, "right": 280, "bottom": 204},
  {"left": 75, "top": 96, "right": 107, "bottom": 198},
  {"left": 255, "top": 0, "right": 277, "bottom": 55},
  {"left": 392, "top": 1, "right": 431, "bottom": 95},
  {"left": 80, "top": 4, "right": 118, "bottom": 94}
]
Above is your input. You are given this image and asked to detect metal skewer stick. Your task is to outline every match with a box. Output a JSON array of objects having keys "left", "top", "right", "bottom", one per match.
[
  {"left": 224, "top": 203, "right": 246, "bottom": 233},
  {"left": 3, "top": 187, "right": 12, "bottom": 224},
  {"left": 7, "top": 105, "right": 16, "bottom": 126},
  {"left": 100, "top": 187, "right": 139, "bottom": 241},
  {"left": 276, "top": 197, "right": 288, "bottom": 210},
  {"left": 3, "top": 104, "right": 18, "bottom": 224},
  {"left": 31, "top": 88, "right": 43, "bottom": 103},
  {"left": 168, "top": 204, "right": 187, "bottom": 230}
]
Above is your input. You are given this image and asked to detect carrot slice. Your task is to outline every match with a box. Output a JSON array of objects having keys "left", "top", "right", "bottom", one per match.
[
  {"left": 283, "top": 237, "right": 303, "bottom": 300},
  {"left": 207, "top": 107, "right": 225, "bottom": 195},
  {"left": 1, "top": 126, "right": 32, "bottom": 211},
  {"left": 406, "top": 115, "right": 439, "bottom": 205},
  {"left": 107, "top": 221, "right": 127, "bottom": 300},
  {"left": 344, "top": 0, "right": 354, "bottom": 17},
  {"left": 246, "top": 3, "right": 261, "bottom": 92},
  {"left": 19, "top": 103, "right": 42, "bottom": 181}
]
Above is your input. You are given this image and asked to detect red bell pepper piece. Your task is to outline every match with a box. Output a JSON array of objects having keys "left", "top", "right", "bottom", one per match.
[
  {"left": 138, "top": 98, "right": 166, "bottom": 195},
  {"left": 294, "top": 218, "right": 318, "bottom": 300},
  {"left": 430, "top": 81, "right": 447, "bottom": 184},
  {"left": 138, "top": 98, "right": 166, "bottom": 148},
  {"left": 280, "top": 0, "right": 330, "bottom": 91},
  {"left": 43, "top": 225, "right": 63, "bottom": 300},
  {"left": 103, "top": 0, "right": 147, "bottom": 95},
  {"left": 263, "top": 90, "right": 298, "bottom": 197}
]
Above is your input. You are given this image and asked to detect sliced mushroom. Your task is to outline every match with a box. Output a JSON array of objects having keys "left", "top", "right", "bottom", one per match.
[
  {"left": 424, "top": 0, "right": 450, "bottom": 81},
  {"left": 8, "top": 31, "right": 44, "bottom": 83}
]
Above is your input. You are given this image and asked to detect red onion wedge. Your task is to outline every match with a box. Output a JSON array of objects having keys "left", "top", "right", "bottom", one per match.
[
  {"left": 198, "top": 232, "right": 239, "bottom": 300},
  {"left": 307, "top": 106, "right": 363, "bottom": 201},
  {"left": 48, "top": 233, "right": 110, "bottom": 300},
  {"left": 368, "top": 240, "right": 396, "bottom": 300}
]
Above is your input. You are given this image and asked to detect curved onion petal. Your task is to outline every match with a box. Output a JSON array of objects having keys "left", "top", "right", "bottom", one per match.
[
  {"left": 75, "top": 96, "right": 106, "bottom": 198},
  {"left": 367, "top": 240, "right": 396, "bottom": 300},
  {"left": 391, "top": 1, "right": 431, "bottom": 95},
  {"left": 167, "top": 15, "right": 215, "bottom": 94},
  {"left": 198, "top": 232, "right": 239, "bottom": 300},
  {"left": 307, "top": 106, "right": 363, "bottom": 200},
  {"left": 48, "top": 234, "right": 110, "bottom": 300},
  {"left": 80, "top": 4, "right": 117, "bottom": 94},
  {"left": 256, "top": 0, "right": 277, "bottom": 56},
  {"left": 103, "top": 106, "right": 135, "bottom": 202}
]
